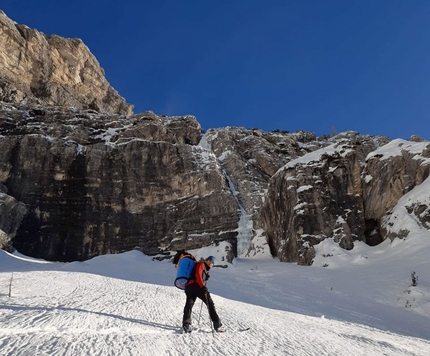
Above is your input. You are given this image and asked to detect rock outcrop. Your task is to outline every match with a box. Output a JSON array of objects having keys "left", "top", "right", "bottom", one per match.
[
  {"left": 0, "top": 102, "right": 238, "bottom": 261},
  {"left": 0, "top": 11, "right": 132, "bottom": 115},
  {"left": 204, "top": 128, "right": 301, "bottom": 220},
  {"left": 363, "top": 139, "right": 430, "bottom": 241},
  {"left": 259, "top": 132, "right": 390, "bottom": 265},
  {"left": 0, "top": 184, "right": 27, "bottom": 251}
]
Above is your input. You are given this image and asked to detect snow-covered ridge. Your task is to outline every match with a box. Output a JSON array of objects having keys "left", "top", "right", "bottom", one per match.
[
  {"left": 366, "top": 139, "right": 430, "bottom": 165},
  {"left": 273, "top": 132, "right": 379, "bottom": 176}
]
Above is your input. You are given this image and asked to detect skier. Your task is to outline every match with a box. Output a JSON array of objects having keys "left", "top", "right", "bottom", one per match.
[{"left": 182, "top": 256, "right": 224, "bottom": 333}]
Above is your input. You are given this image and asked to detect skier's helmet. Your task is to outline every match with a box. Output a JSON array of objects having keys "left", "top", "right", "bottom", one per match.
[{"left": 206, "top": 256, "right": 216, "bottom": 264}]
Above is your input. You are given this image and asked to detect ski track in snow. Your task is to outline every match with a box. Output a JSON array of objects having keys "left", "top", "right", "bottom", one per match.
[{"left": 1, "top": 268, "right": 429, "bottom": 356}]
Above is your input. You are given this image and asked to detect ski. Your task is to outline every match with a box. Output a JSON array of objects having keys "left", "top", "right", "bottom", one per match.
[
  {"left": 213, "top": 327, "right": 250, "bottom": 333},
  {"left": 179, "top": 326, "right": 250, "bottom": 334},
  {"left": 206, "top": 327, "right": 250, "bottom": 333}
]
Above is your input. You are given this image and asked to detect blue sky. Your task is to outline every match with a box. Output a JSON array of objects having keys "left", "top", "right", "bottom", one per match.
[{"left": 2, "top": 1, "right": 430, "bottom": 139}]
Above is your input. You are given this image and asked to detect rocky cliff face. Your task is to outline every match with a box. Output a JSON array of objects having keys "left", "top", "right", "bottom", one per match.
[
  {"left": 363, "top": 139, "right": 430, "bottom": 241},
  {"left": 2, "top": 97, "right": 429, "bottom": 264},
  {"left": 0, "top": 183, "right": 26, "bottom": 251},
  {"left": 0, "top": 11, "right": 132, "bottom": 115},
  {"left": 0, "top": 102, "right": 239, "bottom": 261},
  {"left": 2, "top": 10, "right": 430, "bottom": 265},
  {"left": 259, "top": 132, "right": 391, "bottom": 265},
  {"left": 203, "top": 128, "right": 301, "bottom": 221},
  {"left": 258, "top": 132, "right": 430, "bottom": 265}
]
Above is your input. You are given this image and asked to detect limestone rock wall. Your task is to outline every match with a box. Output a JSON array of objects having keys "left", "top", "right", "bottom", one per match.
[
  {"left": 204, "top": 127, "right": 306, "bottom": 222},
  {"left": 2, "top": 10, "right": 430, "bottom": 266},
  {"left": 0, "top": 184, "right": 27, "bottom": 251},
  {"left": 363, "top": 139, "right": 430, "bottom": 241},
  {"left": 0, "top": 103, "right": 238, "bottom": 261},
  {"left": 0, "top": 11, "right": 132, "bottom": 115},
  {"left": 259, "top": 132, "right": 387, "bottom": 265}
]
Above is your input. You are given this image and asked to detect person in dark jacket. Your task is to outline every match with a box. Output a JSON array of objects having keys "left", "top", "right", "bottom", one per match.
[{"left": 182, "top": 256, "right": 223, "bottom": 333}]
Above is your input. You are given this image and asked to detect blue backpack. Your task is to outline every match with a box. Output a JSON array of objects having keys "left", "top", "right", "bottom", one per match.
[{"left": 173, "top": 251, "right": 196, "bottom": 290}]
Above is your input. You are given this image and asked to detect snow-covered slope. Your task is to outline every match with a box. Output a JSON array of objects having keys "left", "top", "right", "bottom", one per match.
[{"left": 1, "top": 245, "right": 429, "bottom": 355}]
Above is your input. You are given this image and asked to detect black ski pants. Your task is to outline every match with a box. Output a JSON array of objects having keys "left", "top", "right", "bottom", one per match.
[{"left": 183, "top": 283, "right": 221, "bottom": 329}]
